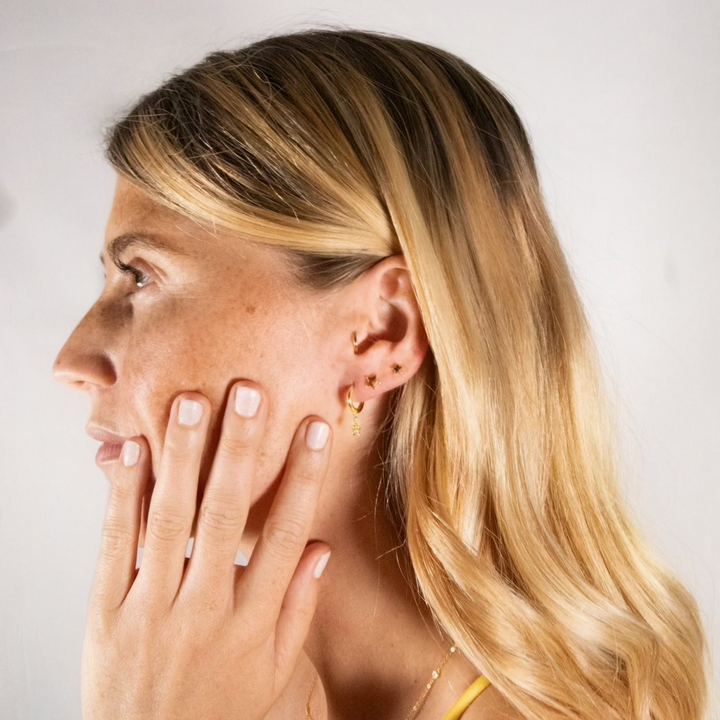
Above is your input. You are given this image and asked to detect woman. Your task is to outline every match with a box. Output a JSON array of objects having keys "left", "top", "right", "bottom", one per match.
[{"left": 52, "top": 27, "right": 710, "bottom": 720}]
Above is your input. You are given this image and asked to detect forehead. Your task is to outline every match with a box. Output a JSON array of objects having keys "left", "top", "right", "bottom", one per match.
[
  {"left": 102, "top": 175, "right": 294, "bottom": 277},
  {"left": 104, "top": 176, "right": 232, "bottom": 258},
  {"left": 107, "top": 176, "right": 199, "bottom": 238}
]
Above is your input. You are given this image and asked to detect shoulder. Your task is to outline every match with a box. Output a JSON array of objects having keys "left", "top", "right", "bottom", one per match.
[{"left": 460, "top": 684, "right": 528, "bottom": 720}]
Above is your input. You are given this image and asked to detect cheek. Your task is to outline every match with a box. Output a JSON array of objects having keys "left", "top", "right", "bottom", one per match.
[
  {"left": 124, "top": 289, "right": 331, "bottom": 551},
  {"left": 123, "top": 295, "right": 270, "bottom": 407},
  {"left": 123, "top": 296, "right": 295, "bottom": 491}
]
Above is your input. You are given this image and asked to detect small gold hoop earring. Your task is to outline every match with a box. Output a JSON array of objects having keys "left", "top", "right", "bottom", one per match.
[
  {"left": 347, "top": 386, "right": 364, "bottom": 436},
  {"left": 351, "top": 331, "right": 359, "bottom": 355}
]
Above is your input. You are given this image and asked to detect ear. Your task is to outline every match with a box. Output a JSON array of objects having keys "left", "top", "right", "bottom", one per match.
[{"left": 346, "top": 255, "right": 429, "bottom": 404}]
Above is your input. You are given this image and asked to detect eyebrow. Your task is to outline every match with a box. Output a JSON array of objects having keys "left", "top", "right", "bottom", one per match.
[{"left": 99, "top": 232, "right": 186, "bottom": 266}]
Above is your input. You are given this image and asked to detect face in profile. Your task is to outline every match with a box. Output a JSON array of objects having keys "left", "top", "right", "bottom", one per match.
[{"left": 52, "top": 175, "right": 355, "bottom": 553}]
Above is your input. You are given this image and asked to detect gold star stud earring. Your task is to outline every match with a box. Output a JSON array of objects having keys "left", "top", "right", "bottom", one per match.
[
  {"left": 391, "top": 363, "right": 404, "bottom": 374},
  {"left": 365, "top": 374, "right": 381, "bottom": 389}
]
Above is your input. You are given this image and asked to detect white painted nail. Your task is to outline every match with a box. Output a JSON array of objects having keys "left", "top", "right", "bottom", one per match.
[
  {"left": 306, "top": 421, "right": 329, "bottom": 450},
  {"left": 122, "top": 440, "right": 140, "bottom": 467},
  {"left": 234, "top": 386, "right": 261, "bottom": 418},
  {"left": 178, "top": 398, "right": 203, "bottom": 426},
  {"left": 314, "top": 550, "right": 331, "bottom": 579}
]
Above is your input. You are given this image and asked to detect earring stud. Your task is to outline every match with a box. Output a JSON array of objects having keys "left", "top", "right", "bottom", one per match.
[
  {"left": 391, "top": 363, "right": 404, "bottom": 374},
  {"left": 365, "top": 374, "right": 381, "bottom": 389}
]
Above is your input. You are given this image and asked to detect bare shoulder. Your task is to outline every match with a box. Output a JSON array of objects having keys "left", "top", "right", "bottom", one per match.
[{"left": 461, "top": 684, "right": 529, "bottom": 720}]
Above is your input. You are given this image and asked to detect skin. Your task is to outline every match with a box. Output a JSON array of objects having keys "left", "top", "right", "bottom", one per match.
[{"left": 53, "top": 175, "right": 518, "bottom": 719}]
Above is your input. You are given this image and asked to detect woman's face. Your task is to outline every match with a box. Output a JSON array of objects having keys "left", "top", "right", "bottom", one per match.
[{"left": 53, "top": 175, "right": 364, "bottom": 553}]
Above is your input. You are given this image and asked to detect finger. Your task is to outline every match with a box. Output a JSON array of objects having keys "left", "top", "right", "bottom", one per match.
[
  {"left": 91, "top": 437, "right": 150, "bottom": 613},
  {"left": 134, "top": 392, "right": 211, "bottom": 605},
  {"left": 274, "top": 544, "right": 331, "bottom": 684},
  {"left": 181, "top": 381, "right": 266, "bottom": 597},
  {"left": 235, "top": 417, "right": 331, "bottom": 621},
  {"left": 137, "top": 466, "right": 155, "bottom": 550}
]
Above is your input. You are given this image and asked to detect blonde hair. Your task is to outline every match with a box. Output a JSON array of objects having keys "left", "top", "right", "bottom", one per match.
[{"left": 104, "top": 27, "right": 710, "bottom": 720}]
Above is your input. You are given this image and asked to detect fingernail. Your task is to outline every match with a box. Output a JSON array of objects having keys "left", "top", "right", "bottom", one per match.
[
  {"left": 306, "top": 421, "right": 329, "bottom": 451},
  {"left": 178, "top": 398, "right": 203, "bottom": 426},
  {"left": 234, "top": 385, "right": 261, "bottom": 418},
  {"left": 122, "top": 440, "right": 140, "bottom": 467},
  {"left": 314, "top": 550, "right": 331, "bottom": 579}
]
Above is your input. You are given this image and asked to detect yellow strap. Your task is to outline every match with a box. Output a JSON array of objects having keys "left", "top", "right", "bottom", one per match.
[{"left": 441, "top": 675, "right": 492, "bottom": 720}]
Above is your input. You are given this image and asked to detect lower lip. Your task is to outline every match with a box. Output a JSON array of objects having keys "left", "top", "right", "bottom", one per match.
[{"left": 96, "top": 441, "right": 124, "bottom": 465}]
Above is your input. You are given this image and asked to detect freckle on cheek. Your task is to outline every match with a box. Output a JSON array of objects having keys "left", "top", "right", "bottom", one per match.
[{"left": 245, "top": 305, "right": 257, "bottom": 314}]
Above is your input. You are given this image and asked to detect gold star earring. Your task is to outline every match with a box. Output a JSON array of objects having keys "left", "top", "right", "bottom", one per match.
[
  {"left": 391, "top": 363, "right": 404, "bottom": 374},
  {"left": 365, "top": 374, "right": 381, "bottom": 389}
]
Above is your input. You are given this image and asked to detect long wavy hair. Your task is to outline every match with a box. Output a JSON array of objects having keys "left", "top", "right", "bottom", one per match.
[{"left": 102, "top": 27, "right": 710, "bottom": 720}]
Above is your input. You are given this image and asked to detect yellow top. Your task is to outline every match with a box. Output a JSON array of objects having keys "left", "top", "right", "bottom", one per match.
[{"left": 441, "top": 675, "right": 492, "bottom": 720}]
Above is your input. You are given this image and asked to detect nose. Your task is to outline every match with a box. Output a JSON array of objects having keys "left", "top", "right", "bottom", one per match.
[{"left": 52, "top": 303, "right": 118, "bottom": 390}]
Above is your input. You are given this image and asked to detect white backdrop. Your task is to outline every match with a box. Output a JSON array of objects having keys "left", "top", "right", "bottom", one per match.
[{"left": 1, "top": 1, "right": 718, "bottom": 717}]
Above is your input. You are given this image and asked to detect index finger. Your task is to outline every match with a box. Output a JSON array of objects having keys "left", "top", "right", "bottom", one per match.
[
  {"left": 234, "top": 416, "right": 331, "bottom": 620},
  {"left": 91, "top": 436, "right": 151, "bottom": 614}
]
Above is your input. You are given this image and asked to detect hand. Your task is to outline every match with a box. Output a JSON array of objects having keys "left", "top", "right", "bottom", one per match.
[{"left": 82, "top": 381, "right": 332, "bottom": 720}]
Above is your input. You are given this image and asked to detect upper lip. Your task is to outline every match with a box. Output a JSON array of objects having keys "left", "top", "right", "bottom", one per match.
[{"left": 86, "top": 424, "right": 128, "bottom": 444}]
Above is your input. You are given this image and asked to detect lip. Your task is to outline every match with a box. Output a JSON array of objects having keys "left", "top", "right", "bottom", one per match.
[
  {"left": 86, "top": 424, "right": 130, "bottom": 466},
  {"left": 86, "top": 425, "right": 128, "bottom": 445}
]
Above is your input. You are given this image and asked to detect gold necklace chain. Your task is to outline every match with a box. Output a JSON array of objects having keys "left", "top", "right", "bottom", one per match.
[{"left": 304, "top": 644, "right": 457, "bottom": 720}]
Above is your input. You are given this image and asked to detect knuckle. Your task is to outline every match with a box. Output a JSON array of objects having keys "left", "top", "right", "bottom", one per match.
[
  {"left": 86, "top": 600, "right": 118, "bottom": 640},
  {"left": 109, "top": 479, "right": 137, "bottom": 503},
  {"left": 147, "top": 508, "right": 190, "bottom": 543},
  {"left": 122, "top": 581, "right": 166, "bottom": 624},
  {"left": 216, "top": 434, "right": 256, "bottom": 461},
  {"left": 177, "top": 592, "right": 230, "bottom": 638},
  {"left": 262, "top": 515, "right": 306, "bottom": 559},
  {"left": 199, "top": 498, "right": 243, "bottom": 541},
  {"left": 284, "top": 469, "right": 321, "bottom": 512},
  {"left": 123, "top": 602, "right": 162, "bottom": 636},
  {"left": 292, "top": 465, "right": 321, "bottom": 493},
  {"left": 100, "top": 520, "right": 136, "bottom": 559},
  {"left": 163, "top": 432, "right": 199, "bottom": 458}
]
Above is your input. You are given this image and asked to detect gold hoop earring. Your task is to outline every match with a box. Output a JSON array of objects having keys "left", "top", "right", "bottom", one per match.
[
  {"left": 351, "top": 331, "right": 359, "bottom": 355},
  {"left": 347, "top": 386, "right": 364, "bottom": 436}
]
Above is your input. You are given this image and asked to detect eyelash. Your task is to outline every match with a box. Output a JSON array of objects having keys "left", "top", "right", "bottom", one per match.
[{"left": 114, "top": 259, "right": 151, "bottom": 289}]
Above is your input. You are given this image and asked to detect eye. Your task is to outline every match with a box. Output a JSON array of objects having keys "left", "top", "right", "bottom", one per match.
[{"left": 113, "top": 258, "right": 152, "bottom": 289}]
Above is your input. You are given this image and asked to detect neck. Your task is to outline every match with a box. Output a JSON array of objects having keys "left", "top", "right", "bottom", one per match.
[{"left": 301, "top": 428, "right": 458, "bottom": 720}]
